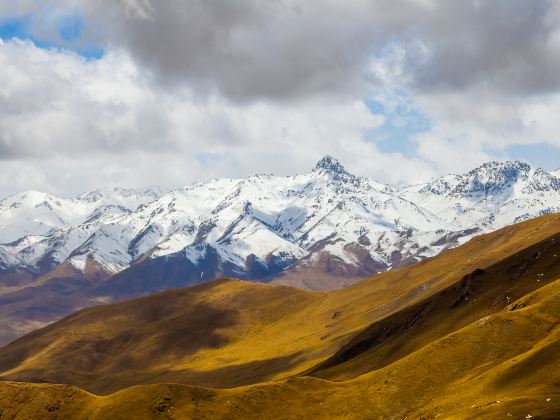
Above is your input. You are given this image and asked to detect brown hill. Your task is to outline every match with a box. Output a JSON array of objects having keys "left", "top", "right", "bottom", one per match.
[
  {"left": 0, "top": 242, "right": 379, "bottom": 347},
  {"left": 0, "top": 259, "right": 113, "bottom": 346},
  {"left": 1, "top": 214, "right": 560, "bottom": 418}
]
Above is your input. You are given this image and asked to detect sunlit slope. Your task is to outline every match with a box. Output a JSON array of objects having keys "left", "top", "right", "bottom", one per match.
[
  {"left": 0, "top": 279, "right": 322, "bottom": 393},
  {"left": 2, "top": 214, "right": 560, "bottom": 399},
  {"left": 309, "top": 229, "right": 560, "bottom": 381},
  {"left": 1, "top": 275, "right": 560, "bottom": 419}
]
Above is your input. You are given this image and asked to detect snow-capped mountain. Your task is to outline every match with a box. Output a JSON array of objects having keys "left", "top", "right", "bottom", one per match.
[
  {"left": 399, "top": 161, "right": 560, "bottom": 231},
  {"left": 1, "top": 157, "right": 560, "bottom": 292},
  {"left": 0, "top": 187, "right": 163, "bottom": 273}
]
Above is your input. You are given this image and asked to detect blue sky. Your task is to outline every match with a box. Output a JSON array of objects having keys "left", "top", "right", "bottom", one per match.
[
  {"left": 504, "top": 143, "right": 560, "bottom": 171},
  {"left": 364, "top": 95, "right": 432, "bottom": 159},
  {"left": 0, "top": 15, "right": 103, "bottom": 59},
  {"left": 363, "top": 95, "right": 560, "bottom": 170}
]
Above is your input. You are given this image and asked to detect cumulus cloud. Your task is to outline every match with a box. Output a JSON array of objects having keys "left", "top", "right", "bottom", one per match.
[
  {"left": 2, "top": 0, "right": 560, "bottom": 196},
  {"left": 0, "top": 39, "right": 433, "bottom": 196},
  {"left": 405, "top": 1, "right": 560, "bottom": 96},
  {"left": 35, "top": 0, "right": 559, "bottom": 102}
]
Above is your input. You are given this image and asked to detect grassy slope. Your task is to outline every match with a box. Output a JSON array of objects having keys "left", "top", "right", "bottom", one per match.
[
  {"left": 1, "top": 278, "right": 559, "bottom": 420},
  {"left": 2, "top": 214, "right": 560, "bottom": 418}
]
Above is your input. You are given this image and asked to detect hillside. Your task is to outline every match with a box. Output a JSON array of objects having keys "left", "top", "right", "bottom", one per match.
[{"left": 1, "top": 214, "right": 560, "bottom": 417}]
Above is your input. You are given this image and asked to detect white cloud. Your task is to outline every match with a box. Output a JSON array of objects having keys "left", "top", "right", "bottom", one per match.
[
  {"left": 0, "top": 39, "right": 436, "bottom": 197},
  {"left": 3, "top": 1, "right": 560, "bottom": 197}
]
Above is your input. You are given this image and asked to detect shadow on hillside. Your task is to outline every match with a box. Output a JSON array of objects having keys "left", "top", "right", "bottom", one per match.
[
  {"left": 0, "top": 290, "right": 242, "bottom": 390},
  {"left": 308, "top": 232, "right": 560, "bottom": 380},
  {"left": 93, "top": 351, "right": 307, "bottom": 394}
]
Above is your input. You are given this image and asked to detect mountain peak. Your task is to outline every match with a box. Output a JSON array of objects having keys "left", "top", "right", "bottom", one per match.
[
  {"left": 312, "top": 155, "right": 348, "bottom": 175},
  {"left": 474, "top": 160, "right": 530, "bottom": 172}
]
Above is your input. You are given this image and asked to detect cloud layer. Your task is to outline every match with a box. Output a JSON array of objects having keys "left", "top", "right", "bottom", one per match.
[
  {"left": 0, "top": 39, "right": 423, "bottom": 196},
  {"left": 1, "top": 1, "right": 560, "bottom": 196},
  {"left": 75, "top": 1, "right": 560, "bottom": 101}
]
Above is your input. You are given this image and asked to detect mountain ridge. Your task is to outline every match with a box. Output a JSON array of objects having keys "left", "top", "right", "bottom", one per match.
[{"left": 2, "top": 157, "right": 559, "bottom": 285}]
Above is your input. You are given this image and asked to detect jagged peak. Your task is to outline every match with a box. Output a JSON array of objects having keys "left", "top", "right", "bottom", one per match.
[
  {"left": 419, "top": 160, "right": 560, "bottom": 197},
  {"left": 78, "top": 186, "right": 162, "bottom": 202},
  {"left": 313, "top": 155, "right": 344, "bottom": 173},
  {"left": 468, "top": 160, "right": 531, "bottom": 174},
  {"left": 312, "top": 155, "right": 349, "bottom": 176}
]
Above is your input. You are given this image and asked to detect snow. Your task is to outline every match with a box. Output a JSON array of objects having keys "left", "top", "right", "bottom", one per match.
[
  {"left": 399, "top": 161, "right": 560, "bottom": 232},
  {"left": 1, "top": 158, "right": 560, "bottom": 277},
  {"left": 69, "top": 255, "right": 87, "bottom": 271}
]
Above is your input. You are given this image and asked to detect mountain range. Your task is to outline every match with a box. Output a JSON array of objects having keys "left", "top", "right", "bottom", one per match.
[
  {"left": 1, "top": 157, "right": 560, "bottom": 344},
  {"left": 3, "top": 157, "right": 560, "bottom": 281}
]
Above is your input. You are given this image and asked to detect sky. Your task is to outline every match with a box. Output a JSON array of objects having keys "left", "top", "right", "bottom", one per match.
[{"left": 1, "top": 0, "right": 560, "bottom": 197}]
